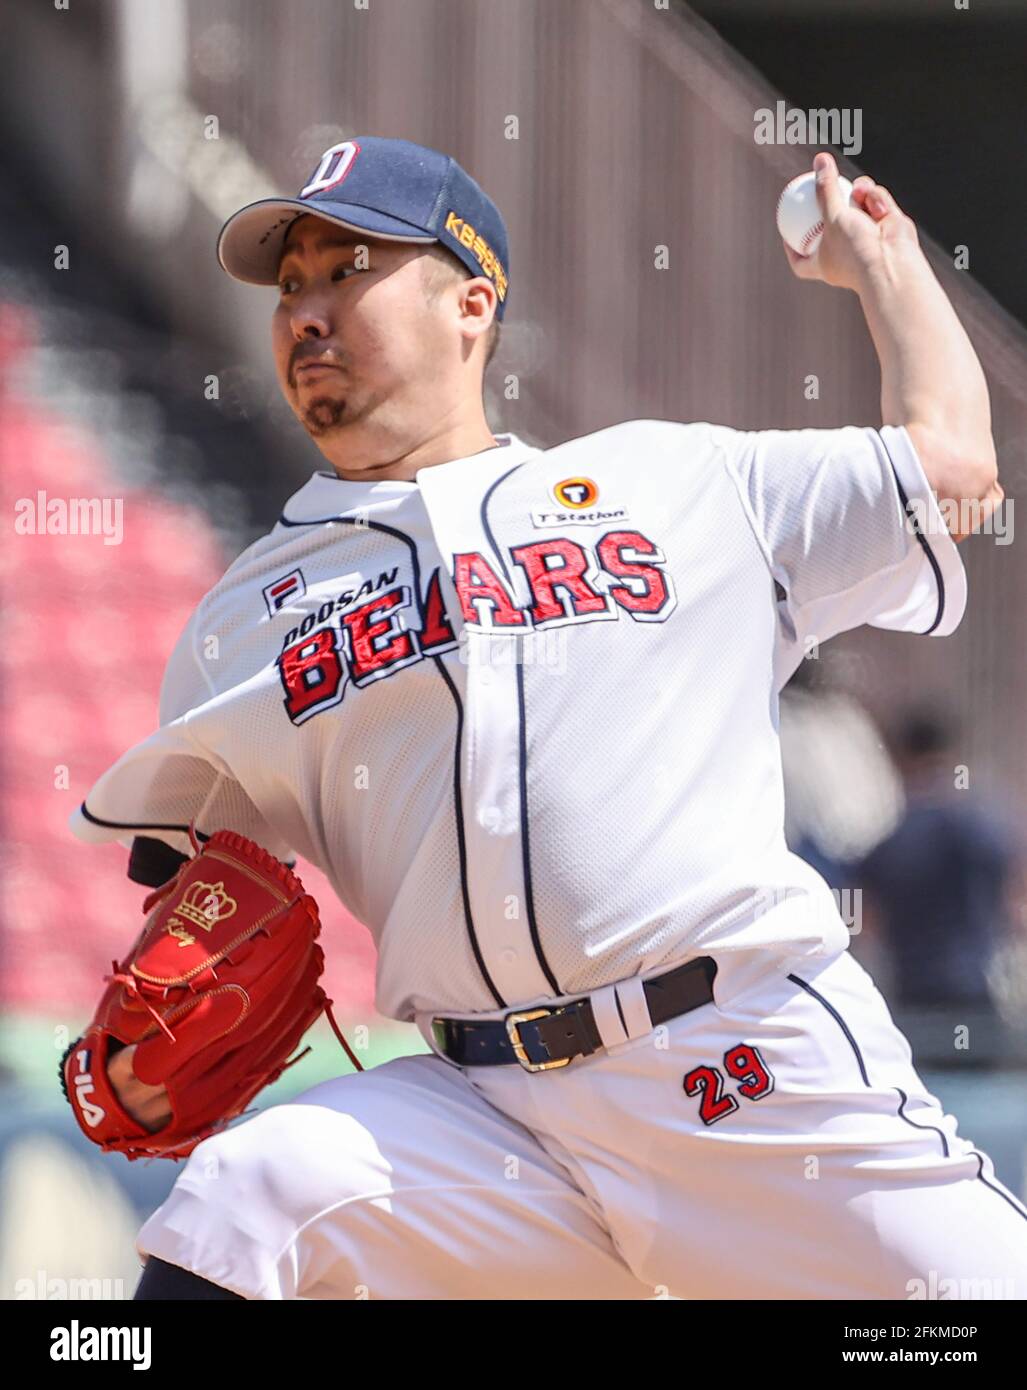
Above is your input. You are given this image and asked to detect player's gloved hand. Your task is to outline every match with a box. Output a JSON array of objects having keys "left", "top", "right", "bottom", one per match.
[
  {"left": 107, "top": 1044, "right": 172, "bottom": 1132},
  {"left": 784, "top": 151, "right": 921, "bottom": 292},
  {"left": 59, "top": 829, "right": 330, "bottom": 1161}
]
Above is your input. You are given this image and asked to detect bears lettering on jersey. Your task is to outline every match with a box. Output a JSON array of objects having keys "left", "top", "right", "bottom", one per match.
[
  {"left": 509, "top": 538, "right": 610, "bottom": 624},
  {"left": 463, "top": 529, "right": 675, "bottom": 630},
  {"left": 277, "top": 567, "right": 461, "bottom": 725},
  {"left": 276, "top": 531, "right": 674, "bottom": 726},
  {"left": 277, "top": 626, "right": 346, "bottom": 725},
  {"left": 420, "top": 566, "right": 459, "bottom": 648}
]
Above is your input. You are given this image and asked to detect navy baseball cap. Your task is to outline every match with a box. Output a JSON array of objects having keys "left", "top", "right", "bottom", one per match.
[{"left": 217, "top": 135, "right": 510, "bottom": 319}]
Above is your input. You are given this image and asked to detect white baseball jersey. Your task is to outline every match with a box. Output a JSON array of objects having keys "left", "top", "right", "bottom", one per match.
[{"left": 70, "top": 419, "right": 965, "bottom": 1025}]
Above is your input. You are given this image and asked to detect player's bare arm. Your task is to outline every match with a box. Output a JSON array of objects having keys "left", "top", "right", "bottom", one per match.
[{"left": 784, "top": 151, "right": 1002, "bottom": 543}]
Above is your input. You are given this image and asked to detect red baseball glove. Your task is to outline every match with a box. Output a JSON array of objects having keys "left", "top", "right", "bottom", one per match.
[{"left": 60, "top": 828, "right": 342, "bottom": 1161}]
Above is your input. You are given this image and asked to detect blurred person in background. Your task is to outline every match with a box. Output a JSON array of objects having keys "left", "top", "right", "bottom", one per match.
[
  {"left": 856, "top": 707, "right": 1022, "bottom": 1052},
  {"left": 779, "top": 656, "right": 904, "bottom": 894}
]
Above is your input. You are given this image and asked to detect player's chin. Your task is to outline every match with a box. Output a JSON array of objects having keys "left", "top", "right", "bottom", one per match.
[{"left": 300, "top": 394, "right": 349, "bottom": 436}]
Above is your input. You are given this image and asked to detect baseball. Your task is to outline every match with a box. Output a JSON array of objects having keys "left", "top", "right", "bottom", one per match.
[{"left": 776, "top": 169, "right": 855, "bottom": 257}]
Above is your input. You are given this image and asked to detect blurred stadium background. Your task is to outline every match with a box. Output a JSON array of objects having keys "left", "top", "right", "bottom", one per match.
[{"left": 1, "top": 0, "right": 1025, "bottom": 1298}]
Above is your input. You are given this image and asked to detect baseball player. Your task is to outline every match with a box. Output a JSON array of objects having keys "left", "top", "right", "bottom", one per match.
[{"left": 64, "top": 137, "right": 1027, "bottom": 1300}]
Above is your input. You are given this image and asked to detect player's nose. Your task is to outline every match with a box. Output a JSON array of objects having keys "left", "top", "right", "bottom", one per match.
[
  {"left": 289, "top": 296, "right": 333, "bottom": 341},
  {"left": 291, "top": 313, "right": 332, "bottom": 342}
]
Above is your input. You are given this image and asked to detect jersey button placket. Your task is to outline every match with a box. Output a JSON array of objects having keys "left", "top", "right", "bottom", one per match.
[{"left": 463, "top": 630, "right": 551, "bottom": 1002}]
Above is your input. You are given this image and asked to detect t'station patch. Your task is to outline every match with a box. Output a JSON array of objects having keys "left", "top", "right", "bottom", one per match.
[{"left": 531, "top": 476, "right": 630, "bottom": 529}]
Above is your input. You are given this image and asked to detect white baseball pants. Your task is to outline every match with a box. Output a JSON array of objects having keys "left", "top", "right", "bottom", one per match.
[{"left": 136, "top": 948, "right": 1027, "bottom": 1299}]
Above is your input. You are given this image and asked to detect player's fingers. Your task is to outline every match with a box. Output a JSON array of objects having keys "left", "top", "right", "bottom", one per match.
[
  {"left": 865, "top": 184, "right": 900, "bottom": 220},
  {"left": 783, "top": 242, "right": 817, "bottom": 278},
  {"left": 812, "top": 151, "right": 847, "bottom": 220},
  {"left": 108, "top": 1043, "right": 171, "bottom": 1130},
  {"left": 850, "top": 176, "right": 876, "bottom": 211}
]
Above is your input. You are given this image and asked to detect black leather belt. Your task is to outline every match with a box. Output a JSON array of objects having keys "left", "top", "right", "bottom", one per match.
[{"left": 431, "top": 955, "right": 718, "bottom": 1071}]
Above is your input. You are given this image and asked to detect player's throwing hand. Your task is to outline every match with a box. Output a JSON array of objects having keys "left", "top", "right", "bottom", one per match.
[{"left": 783, "top": 151, "right": 920, "bottom": 291}]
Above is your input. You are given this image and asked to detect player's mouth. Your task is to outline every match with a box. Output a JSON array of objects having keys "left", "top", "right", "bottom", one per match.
[{"left": 294, "top": 362, "right": 343, "bottom": 385}]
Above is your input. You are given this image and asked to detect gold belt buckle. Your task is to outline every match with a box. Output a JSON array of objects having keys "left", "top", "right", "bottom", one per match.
[{"left": 504, "top": 1008, "right": 572, "bottom": 1072}]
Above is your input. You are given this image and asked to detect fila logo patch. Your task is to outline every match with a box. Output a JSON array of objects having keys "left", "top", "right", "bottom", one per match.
[
  {"left": 73, "top": 1049, "right": 105, "bottom": 1128},
  {"left": 263, "top": 569, "right": 307, "bottom": 617}
]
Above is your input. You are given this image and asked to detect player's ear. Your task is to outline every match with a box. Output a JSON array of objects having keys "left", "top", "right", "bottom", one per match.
[{"left": 460, "top": 277, "right": 498, "bottom": 337}]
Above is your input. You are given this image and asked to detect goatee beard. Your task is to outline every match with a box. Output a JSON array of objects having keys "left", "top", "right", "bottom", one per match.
[{"left": 303, "top": 395, "right": 347, "bottom": 436}]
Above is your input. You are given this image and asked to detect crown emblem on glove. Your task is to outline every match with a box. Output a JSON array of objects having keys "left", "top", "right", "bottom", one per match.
[{"left": 173, "top": 878, "right": 238, "bottom": 931}]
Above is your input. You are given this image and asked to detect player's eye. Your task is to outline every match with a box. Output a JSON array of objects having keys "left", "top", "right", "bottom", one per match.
[{"left": 278, "top": 263, "right": 358, "bottom": 295}]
